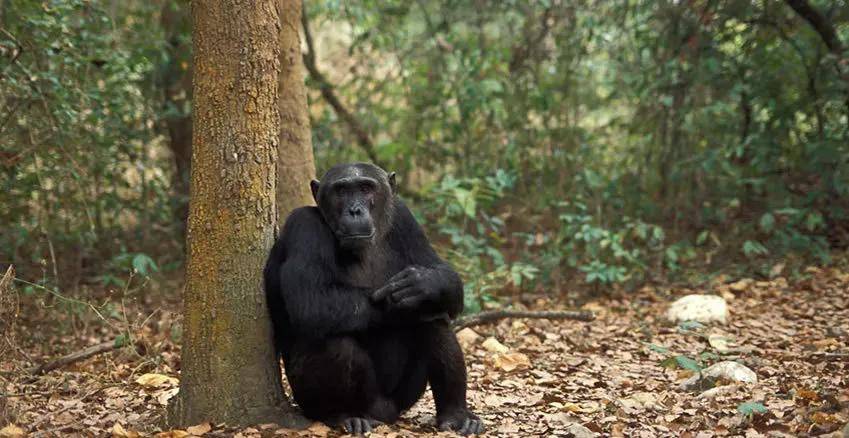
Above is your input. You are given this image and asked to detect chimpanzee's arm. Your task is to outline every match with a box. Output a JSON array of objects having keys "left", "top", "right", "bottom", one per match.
[
  {"left": 265, "top": 207, "right": 383, "bottom": 339},
  {"left": 373, "top": 201, "right": 464, "bottom": 319}
]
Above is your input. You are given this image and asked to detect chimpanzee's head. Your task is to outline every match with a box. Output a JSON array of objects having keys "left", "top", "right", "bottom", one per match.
[{"left": 311, "top": 163, "right": 396, "bottom": 251}]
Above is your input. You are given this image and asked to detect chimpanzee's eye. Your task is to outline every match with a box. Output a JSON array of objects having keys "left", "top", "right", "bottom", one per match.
[{"left": 360, "top": 183, "right": 373, "bottom": 194}]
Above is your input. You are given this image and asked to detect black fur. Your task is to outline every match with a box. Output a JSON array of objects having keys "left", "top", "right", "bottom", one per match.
[{"left": 263, "top": 163, "right": 483, "bottom": 435}]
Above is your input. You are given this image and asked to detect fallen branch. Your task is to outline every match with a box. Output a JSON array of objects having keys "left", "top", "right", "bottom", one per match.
[
  {"left": 27, "top": 337, "right": 127, "bottom": 375},
  {"left": 453, "top": 310, "right": 595, "bottom": 330}
]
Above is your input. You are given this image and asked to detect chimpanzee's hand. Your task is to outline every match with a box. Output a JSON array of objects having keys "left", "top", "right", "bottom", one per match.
[{"left": 371, "top": 265, "right": 439, "bottom": 314}]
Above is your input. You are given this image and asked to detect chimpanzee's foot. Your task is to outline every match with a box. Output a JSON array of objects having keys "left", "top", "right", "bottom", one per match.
[
  {"left": 437, "top": 410, "right": 484, "bottom": 436},
  {"left": 339, "top": 416, "right": 380, "bottom": 435},
  {"left": 367, "top": 395, "right": 400, "bottom": 424}
]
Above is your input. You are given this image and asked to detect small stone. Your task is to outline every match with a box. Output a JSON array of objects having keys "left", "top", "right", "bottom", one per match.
[
  {"left": 667, "top": 294, "right": 729, "bottom": 324},
  {"left": 680, "top": 361, "right": 757, "bottom": 390}
]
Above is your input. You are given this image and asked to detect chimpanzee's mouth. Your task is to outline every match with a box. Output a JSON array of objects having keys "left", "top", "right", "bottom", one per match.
[{"left": 339, "top": 231, "right": 375, "bottom": 241}]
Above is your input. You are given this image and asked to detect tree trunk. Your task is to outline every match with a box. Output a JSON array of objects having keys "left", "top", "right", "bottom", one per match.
[
  {"left": 276, "top": 0, "right": 316, "bottom": 221},
  {"left": 168, "top": 0, "right": 303, "bottom": 427},
  {"left": 160, "top": 1, "right": 193, "bottom": 238}
]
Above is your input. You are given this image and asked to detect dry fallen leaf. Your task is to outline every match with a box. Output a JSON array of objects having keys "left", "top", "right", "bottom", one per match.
[
  {"left": 482, "top": 337, "right": 509, "bottom": 353},
  {"left": 299, "top": 422, "right": 331, "bottom": 437},
  {"left": 135, "top": 373, "right": 179, "bottom": 388},
  {"left": 492, "top": 352, "right": 531, "bottom": 372},
  {"left": 186, "top": 422, "right": 212, "bottom": 436},
  {"left": 156, "top": 387, "right": 180, "bottom": 406},
  {"left": 156, "top": 431, "right": 190, "bottom": 438},
  {"left": 618, "top": 392, "right": 660, "bottom": 414},
  {"left": 729, "top": 279, "right": 752, "bottom": 292},
  {"left": 0, "top": 424, "right": 25, "bottom": 438},
  {"left": 708, "top": 334, "right": 733, "bottom": 353},
  {"left": 795, "top": 387, "right": 819, "bottom": 402},
  {"left": 561, "top": 402, "right": 584, "bottom": 412},
  {"left": 456, "top": 327, "right": 481, "bottom": 345},
  {"left": 112, "top": 422, "right": 141, "bottom": 438}
]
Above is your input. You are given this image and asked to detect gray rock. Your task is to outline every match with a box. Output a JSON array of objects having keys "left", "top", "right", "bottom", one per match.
[
  {"left": 667, "top": 294, "right": 729, "bottom": 324},
  {"left": 680, "top": 361, "right": 757, "bottom": 390}
]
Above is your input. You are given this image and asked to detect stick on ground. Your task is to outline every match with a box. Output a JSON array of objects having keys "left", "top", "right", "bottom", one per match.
[
  {"left": 27, "top": 338, "right": 124, "bottom": 375},
  {"left": 453, "top": 309, "right": 595, "bottom": 330}
]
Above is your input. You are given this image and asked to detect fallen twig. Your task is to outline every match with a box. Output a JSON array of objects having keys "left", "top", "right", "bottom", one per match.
[
  {"left": 27, "top": 338, "right": 126, "bottom": 375},
  {"left": 453, "top": 309, "right": 595, "bottom": 330}
]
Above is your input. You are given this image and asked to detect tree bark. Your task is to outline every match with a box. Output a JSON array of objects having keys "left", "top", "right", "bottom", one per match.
[
  {"left": 168, "top": 0, "right": 304, "bottom": 427},
  {"left": 160, "top": 1, "right": 193, "bottom": 237},
  {"left": 276, "top": 0, "right": 316, "bottom": 221}
]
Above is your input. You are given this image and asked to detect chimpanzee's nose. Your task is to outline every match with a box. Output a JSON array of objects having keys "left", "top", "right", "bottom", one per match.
[{"left": 348, "top": 205, "right": 365, "bottom": 217}]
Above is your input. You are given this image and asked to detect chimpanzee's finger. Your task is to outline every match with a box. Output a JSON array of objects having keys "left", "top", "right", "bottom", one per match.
[
  {"left": 396, "top": 293, "right": 425, "bottom": 309},
  {"left": 390, "top": 286, "right": 419, "bottom": 302},
  {"left": 372, "top": 277, "right": 413, "bottom": 301}
]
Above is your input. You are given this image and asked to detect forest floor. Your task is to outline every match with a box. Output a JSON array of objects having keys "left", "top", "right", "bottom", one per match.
[{"left": 1, "top": 266, "right": 848, "bottom": 437}]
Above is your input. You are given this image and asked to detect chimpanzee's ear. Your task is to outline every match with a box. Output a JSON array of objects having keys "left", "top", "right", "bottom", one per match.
[
  {"left": 388, "top": 172, "right": 396, "bottom": 193},
  {"left": 310, "top": 180, "right": 320, "bottom": 204}
]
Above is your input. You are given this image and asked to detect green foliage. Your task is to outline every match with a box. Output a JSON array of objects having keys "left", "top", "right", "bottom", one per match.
[
  {"left": 307, "top": 0, "right": 849, "bottom": 291},
  {"left": 552, "top": 200, "right": 673, "bottom": 286},
  {"left": 4, "top": 0, "right": 849, "bottom": 299},
  {"left": 113, "top": 333, "right": 129, "bottom": 348},
  {"left": 418, "top": 170, "right": 537, "bottom": 311},
  {"left": 658, "top": 353, "right": 704, "bottom": 373},
  {"left": 1, "top": 0, "right": 175, "bottom": 288},
  {"left": 737, "top": 402, "right": 768, "bottom": 417}
]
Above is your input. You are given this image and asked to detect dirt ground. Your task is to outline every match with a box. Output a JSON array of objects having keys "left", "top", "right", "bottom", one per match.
[{"left": 2, "top": 267, "right": 848, "bottom": 437}]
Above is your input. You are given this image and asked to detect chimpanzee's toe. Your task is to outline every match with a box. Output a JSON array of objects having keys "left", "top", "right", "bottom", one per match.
[
  {"left": 438, "top": 410, "right": 484, "bottom": 436},
  {"left": 341, "top": 416, "right": 379, "bottom": 435}
]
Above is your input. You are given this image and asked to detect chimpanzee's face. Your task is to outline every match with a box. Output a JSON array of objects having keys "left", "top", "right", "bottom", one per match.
[{"left": 312, "top": 163, "right": 396, "bottom": 251}]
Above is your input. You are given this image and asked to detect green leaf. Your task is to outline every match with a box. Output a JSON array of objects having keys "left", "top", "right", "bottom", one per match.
[
  {"left": 678, "top": 320, "right": 705, "bottom": 331},
  {"left": 583, "top": 169, "right": 604, "bottom": 189},
  {"left": 805, "top": 212, "right": 823, "bottom": 231},
  {"left": 737, "top": 402, "right": 768, "bottom": 416},
  {"left": 665, "top": 247, "right": 678, "bottom": 263},
  {"left": 132, "top": 253, "right": 158, "bottom": 276},
  {"left": 759, "top": 213, "right": 775, "bottom": 233},
  {"left": 699, "top": 351, "right": 720, "bottom": 361},
  {"left": 742, "top": 240, "right": 768, "bottom": 258},
  {"left": 660, "top": 356, "right": 678, "bottom": 369},
  {"left": 113, "top": 333, "right": 128, "bottom": 348},
  {"left": 645, "top": 343, "right": 670, "bottom": 354},
  {"left": 453, "top": 188, "right": 477, "bottom": 218},
  {"left": 674, "top": 355, "right": 702, "bottom": 372}
]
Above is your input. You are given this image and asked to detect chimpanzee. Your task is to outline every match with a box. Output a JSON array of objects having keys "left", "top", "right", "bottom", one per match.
[{"left": 263, "top": 163, "right": 483, "bottom": 435}]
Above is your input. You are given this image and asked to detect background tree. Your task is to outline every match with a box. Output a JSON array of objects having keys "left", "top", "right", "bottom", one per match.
[
  {"left": 2, "top": 0, "right": 847, "bottom": 312},
  {"left": 277, "top": 0, "right": 317, "bottom": 219},
  {"left": 167, "top": 0, "right": 302, "bottom": 427},
  {"left": 159, "top": 0, "right": 193, "bottom": 237}
]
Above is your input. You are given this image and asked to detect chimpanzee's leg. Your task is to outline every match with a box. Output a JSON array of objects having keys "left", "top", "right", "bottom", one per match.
[
  {"left": 370, "top": 327, "right": 428, "bottom": 413},
  {"left": 417, "top": 320, "right": 484, "bottom": 435},
  {"left": 284, "top": 336, "right": 393, "bottom": 433}
]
